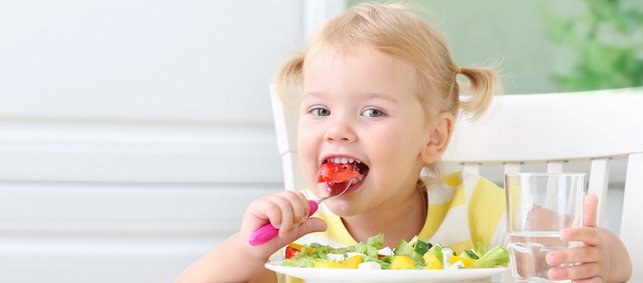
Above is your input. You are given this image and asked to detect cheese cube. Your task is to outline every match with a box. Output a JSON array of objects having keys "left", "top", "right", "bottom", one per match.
[
  {"left": 326, "top": 253, "right": 346, "bottom": 262},
  {"left": 358, "top": 262, "right": 381, "bottom": 270},
  {"left": 378, "top": 247, "right": 393, "bottom": 256}
]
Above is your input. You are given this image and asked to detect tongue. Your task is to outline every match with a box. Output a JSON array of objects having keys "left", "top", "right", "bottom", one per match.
[{"left": 316, "top": 162, "right": 361, "bottom": 196}]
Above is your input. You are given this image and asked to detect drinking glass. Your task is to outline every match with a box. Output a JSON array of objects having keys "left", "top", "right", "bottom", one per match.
[{"left": 504, "top": 173, "right": 586, "bottom": 282}]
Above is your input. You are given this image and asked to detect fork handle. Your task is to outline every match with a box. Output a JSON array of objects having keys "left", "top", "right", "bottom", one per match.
[{"left": 248, "top": 200, "right": 319, "bottom": 246}]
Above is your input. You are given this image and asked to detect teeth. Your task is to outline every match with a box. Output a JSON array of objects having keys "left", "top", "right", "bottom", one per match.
[
  {"left": 328, "top": 157, "right": 362, "bottom": 164},
  {"left": 348, "top": 174, "right": 365, "bottom": 184}
]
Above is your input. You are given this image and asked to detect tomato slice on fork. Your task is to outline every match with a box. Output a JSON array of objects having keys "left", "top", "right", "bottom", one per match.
[{"left": 317, "top": 162, "right": 361, "bottom": 184}]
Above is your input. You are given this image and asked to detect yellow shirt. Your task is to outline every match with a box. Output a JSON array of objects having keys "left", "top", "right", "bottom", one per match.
[{"left": 275, "top": 171, "right": 506, "bottom": 283}]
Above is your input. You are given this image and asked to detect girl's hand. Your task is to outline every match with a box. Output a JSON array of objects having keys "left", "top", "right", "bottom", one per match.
[
  {"left": 237, "top": 191, "right": 327, "bottom": 260},
  {"left": 546, "top": 194, "right": 609, "bottom": 282}
]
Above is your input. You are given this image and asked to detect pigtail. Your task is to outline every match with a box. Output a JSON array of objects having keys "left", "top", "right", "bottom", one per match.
[
  {"left": 275, "top": 53, "right": 305, "bottom": 108},
  {"left": 457, "top": 67, "right": 501, "bottom": 120}
]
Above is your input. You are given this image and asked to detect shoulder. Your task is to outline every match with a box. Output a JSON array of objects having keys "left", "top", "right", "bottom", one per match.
[
  {"left": 427, "top": 171, "right": 502, "bottom": 204},
  {"left": 436, "top": 171, "right": 502, "bottom": 195},
  {"left": 425, "top": 171, "right": 506, "bottom": 247},
  {"left": 461, "top": 171, "right": 505, "bottom": 202}
]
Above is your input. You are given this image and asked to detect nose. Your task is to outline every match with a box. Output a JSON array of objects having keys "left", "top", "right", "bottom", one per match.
[{"left": 323, "top": 117, "right": 357, "bottom": 143}]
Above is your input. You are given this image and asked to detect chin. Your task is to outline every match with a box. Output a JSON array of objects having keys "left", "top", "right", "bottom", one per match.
[{"left": 325, "top": 199, "right": 360, "bottom": 217}]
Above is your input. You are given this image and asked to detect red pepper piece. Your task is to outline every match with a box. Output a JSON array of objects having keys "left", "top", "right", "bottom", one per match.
[{"left": 285, "top": 243, "right": 302, "bottom": 259}]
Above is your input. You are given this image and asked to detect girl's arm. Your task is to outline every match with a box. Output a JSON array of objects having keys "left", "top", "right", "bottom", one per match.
[
  {"left": 175, "top": 191, "right": 327, "bottom": 283},
  {"left": 600, "top": 227, "right": 631, "bottom": 282},
  {"left": 176, "top": 233, "right": 273, "bottom": 282}
]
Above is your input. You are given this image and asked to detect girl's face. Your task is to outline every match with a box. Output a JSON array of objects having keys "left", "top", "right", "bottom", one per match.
[{"left": 298, "top": 43, "right": 437, "bottom": 216}]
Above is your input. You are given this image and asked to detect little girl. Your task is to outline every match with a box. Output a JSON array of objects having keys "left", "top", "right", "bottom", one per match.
[{"left": 177, "top": 3, "right": 631, "bottom": 283}]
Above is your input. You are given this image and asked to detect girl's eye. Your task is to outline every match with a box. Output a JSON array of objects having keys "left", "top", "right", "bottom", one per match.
[
  {"left": 310, "top": 107, "right": 330, "bottom": 117},
  {"left": 362, "top": 108, "right": 385, "bottom": 118}
]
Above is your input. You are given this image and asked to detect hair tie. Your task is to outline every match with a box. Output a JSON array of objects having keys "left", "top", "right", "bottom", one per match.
[{"left": 455, "top": 66, "right": 462, "bottom": 74}]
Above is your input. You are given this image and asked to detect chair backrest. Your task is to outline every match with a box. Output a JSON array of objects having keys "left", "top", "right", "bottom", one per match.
[{"left": 270, "top": 85, "right": 643, "bottom": 281}]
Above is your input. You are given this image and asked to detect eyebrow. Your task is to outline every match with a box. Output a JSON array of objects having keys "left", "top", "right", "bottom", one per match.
[
  {"left": 361, "top": 91, "right": 399, "bottom": 103},
  {"left": 302, "top": 91, "right": 399, "bottom": 103}
]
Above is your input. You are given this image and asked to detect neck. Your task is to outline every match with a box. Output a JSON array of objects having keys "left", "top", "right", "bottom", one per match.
[{"left": 342, "top": 187, "right": 427, "bottom": 248}]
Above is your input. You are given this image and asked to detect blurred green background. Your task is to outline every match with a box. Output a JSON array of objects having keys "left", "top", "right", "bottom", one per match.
[{"left": 347, "top": 0, "right": 643, "bottom": 94}]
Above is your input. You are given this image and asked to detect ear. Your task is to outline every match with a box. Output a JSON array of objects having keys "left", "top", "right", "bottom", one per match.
[{"left": 420, "top": 112, "right": 454, "bottom": 164}]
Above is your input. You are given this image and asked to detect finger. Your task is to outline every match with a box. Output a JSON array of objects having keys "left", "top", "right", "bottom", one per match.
[
  {"left": 269, "top": 195, "right": 295, "bottom": 235},
  {"left": 546, "top": 246, "right": 600, "bottom": 266},
  {"left": 584, "top": 194, "right": 598, "bottom": 228},
  {"left": 548, "top": 262, "right": 601, "bottom": 281},
  {"left": 292, "top": 217, "right": 327, "bottom": 239},
  {"left": 560, "top": 227, "right": 601, "bottom": 246},
  {"left": 571, "top": 278, "right": 602, "bottom": 283},
  {"left": 271, "top": 217, "right": 328, "bottom": 249},
  {"left": 279, "top": 191, "right": 308, "bottom": 225},
  {"left": 248, "top": 199, "right": 283, "bottom": 229},
  {"left": 295, "top": 192, "right": 310, "bottom": 217}
]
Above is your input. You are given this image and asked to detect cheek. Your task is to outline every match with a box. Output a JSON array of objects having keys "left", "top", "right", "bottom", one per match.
[
  {"left": 297, "top": 126, "right": 320, "bottom": 176},
  {"left": 297, "top": 120, "right": 313, "bottom": 151},
  {"left": 369, "top": 126, "right": 427, "bottom": 167},
  {"left": 378, "top": 123, "right": 426, "bottom": 151},
  {"left": 297, "top": 135, "right": 313, "bottom": 162}
]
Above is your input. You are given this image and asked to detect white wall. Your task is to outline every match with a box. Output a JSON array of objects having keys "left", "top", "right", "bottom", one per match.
[{"left": 0, "top": 1, "right": 306, "bottom": 282}]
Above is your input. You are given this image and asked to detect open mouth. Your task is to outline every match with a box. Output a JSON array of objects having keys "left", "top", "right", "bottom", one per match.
[{"left": 319, "top": 157, "right": 370, "bottom": 195}]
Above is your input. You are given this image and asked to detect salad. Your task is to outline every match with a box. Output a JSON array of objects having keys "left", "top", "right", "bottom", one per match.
[{"left": 282, "top": 233, "right": 508, "bottom": 270}]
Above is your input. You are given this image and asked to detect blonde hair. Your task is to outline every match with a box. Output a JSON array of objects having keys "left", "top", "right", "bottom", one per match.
[{"left": 275, "top": 3, "right": 501, "bottom": 177}]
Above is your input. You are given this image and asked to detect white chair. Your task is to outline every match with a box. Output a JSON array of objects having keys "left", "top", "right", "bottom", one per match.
[{"left": 270, "top": 85, "right": 643, "bottom": 281}]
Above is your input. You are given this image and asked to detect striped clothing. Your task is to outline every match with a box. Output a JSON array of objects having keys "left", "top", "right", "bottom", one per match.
[{"left": 275, "top": 171, "right": 506, "bottom": 283}]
